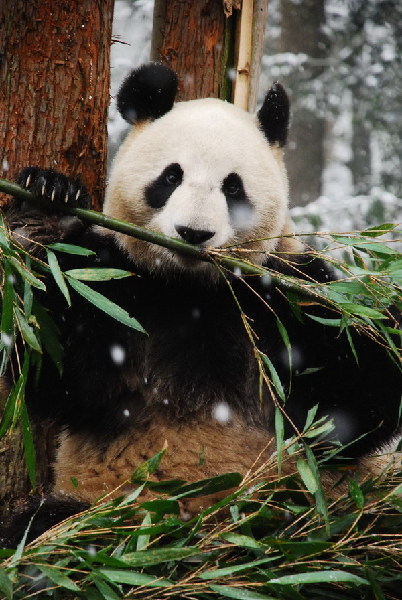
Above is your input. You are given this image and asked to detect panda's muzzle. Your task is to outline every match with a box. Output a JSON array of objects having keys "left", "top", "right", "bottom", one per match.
[{"left": 175, "top": 225, "right": 215, "bottom": 245}]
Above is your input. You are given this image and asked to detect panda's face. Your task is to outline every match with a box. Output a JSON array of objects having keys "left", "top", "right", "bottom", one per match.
[{"left": 105, "top": 98, "right": 290, "bottom": 274}]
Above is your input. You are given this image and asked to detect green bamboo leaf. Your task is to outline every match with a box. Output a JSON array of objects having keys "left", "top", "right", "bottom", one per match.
[
  {"left": 305, "top": 445, "right": 329, "bottom": 530},
  {"left": 47, "top": 249, "right": 71, "bottom": 306},
  {"left": 303, "top": 419, "right": 334, "bottom": 439},
  {"left": 260, "top": 352, "right": 286, "bottom": 402},
  {"left": 136, "top": 512, "right": 152, "bottom": 551},
  {"left": 15, "top": 309, "right": 41, "bottom": 353},
  {"left": 65, "top": 268, "right": 133, "bottom": 281},
  {"left": 220, "top": 533, "right": 263, "bottom": 549},
  {"left": 98, "top": 568, "right": 171, "bottom": 587},
  {"left": 32, "top": 299, "right": 63, "bottom": 375},
  {"left": 122, "top": 546, "right": 199, "bottom": 567},
  {"left": 49, "top": 242, "right": 96, "bottom": 256},
  {"left": 9, "top": 498, "right": 45, "bottom": 564},
  {"left": 276, "top": 318, "right": 291, "bottom": 370},
  {"left": 1, "top": 261, "right": 15, "bottom": 349},
  {"left": 199, "top": 558, "right": 276, "bottom": 579},
  {"left": 298, "top": 366, "right": 324, "bottom": 376},
  {"left": 210, "top": 584, "right": 276, "bottom": 599},
  {"left": 0, "top": 213, "right": 10, "bottom": 250},
  {"left": 0, "top": 375, "right": 24, "bottom": 439},
  {"left": 269, "top": 570, "right": 369, "bottom": 586},
  {"left": 346, "top": 326, "right": 359, "bottom": 364},
  {"left": 131, "top": 447, "right": 166, "bottom": 482},
  {"left": 8, "top": 256, "right": 46, "bottom": 290},
  {"left": 173, "top": 472, "right": 242, "bottom": 499},
  {"left": 303, "top": 404, "right": 319, "bottom": 430},
  {"left": 275, "top": 408, "right": 284, "bottom": 475},
  {"left": 90, "top": 574, "right": 120, "bottom": 600},
  {"left": 296, "top": 458, "right": 317, "bottom": 494},
  {"left": 38, "top": 565, "right": 81, "bottom": 592},
  {"left": 306, "top": 314, "right": 342, "bottom": 327},
  {"left": 67, "top": 277, "right": 146, "bottom": 334},
  {"left": 0, "top": 568, "right": 13, "bottom": 600},
  {"left": 340, "top": 303, "right": 387, "bottom": 320},
  {"left": 362, "top": 223, "right": 396, "bottom": 237},
  {"left": 23, "top": 261, "right": 34, "bottom": 318},
  {"left": 140, "top": 499, "right": 180, "bottom": 515},
  {"left": 348, "top": 479, "right": 365, "bottom": 509}
]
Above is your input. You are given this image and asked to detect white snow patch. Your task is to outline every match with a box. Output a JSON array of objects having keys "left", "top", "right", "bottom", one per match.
[
  {"left": 213, "top": 401, "right": 231, "bottom": 424},
  {"left": 110, "top": 344, "right": 126, "bottom": 365},
  {"left": 0, "top": 332, "right": 13, "bottom": 348}
]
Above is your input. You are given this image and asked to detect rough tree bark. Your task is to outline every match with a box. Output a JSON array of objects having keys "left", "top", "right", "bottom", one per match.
[
  {"left": 0, "top": 0, "right": 114, "bottom": 211},
  {"left": 151, "top": 0, "right": 238, "bottom": 102},
  {"left": 0, "top": 0, "right": 114, "bottom": 511}
]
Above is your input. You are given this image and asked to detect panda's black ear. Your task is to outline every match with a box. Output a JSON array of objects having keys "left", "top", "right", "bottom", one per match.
[
  {"left": 117, "top": 63, "right": 178, "bottom": 124},
  {"left": 257, "top": 82, "right": 290, "bottom": 147}
]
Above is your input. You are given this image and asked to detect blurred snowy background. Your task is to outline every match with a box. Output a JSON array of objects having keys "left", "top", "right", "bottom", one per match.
[{"left": 109, "top": 0, "right": 402, "bottom": 236}]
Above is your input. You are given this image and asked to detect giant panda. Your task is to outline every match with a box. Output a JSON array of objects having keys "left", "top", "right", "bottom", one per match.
[{"left": 1, "top": 63, "right": 401, "bottom": 546}]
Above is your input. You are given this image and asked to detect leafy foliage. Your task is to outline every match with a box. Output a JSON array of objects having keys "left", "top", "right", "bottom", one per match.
[
  {"left": 0, "top": 455, "right": 401, "bottom": 599},
  {"left": 1, "top": 210, "right": 401, "bottom": 599}
]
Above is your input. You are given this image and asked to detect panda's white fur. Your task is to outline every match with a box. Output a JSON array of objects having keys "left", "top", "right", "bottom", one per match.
[{"left": 104, "top": 98, "right": 299, "bottom": 274}]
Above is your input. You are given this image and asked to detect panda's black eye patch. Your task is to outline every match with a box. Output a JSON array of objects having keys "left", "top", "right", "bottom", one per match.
[
  {"left": 146, "top": 163, "right": 183, "bottom": 209},
  {"left": 222, "top": 173, "right": 254, "bottom": 228},
  {"left": 222, "top": 173, "right": 245, "bottom": 200}
]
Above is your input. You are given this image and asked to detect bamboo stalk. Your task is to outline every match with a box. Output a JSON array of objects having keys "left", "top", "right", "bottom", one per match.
[
  {"left": 0, "top": 177, "right": 269, "bottom": 276},
  {"left": 233, "top": 0, "right": 254, "bottom": 110},
  {"left": 248, "top": 0, "right": 269, "bottom": 112}
]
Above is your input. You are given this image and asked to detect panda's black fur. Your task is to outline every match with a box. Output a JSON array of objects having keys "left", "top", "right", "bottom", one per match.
[{"left": 1, "top": 64, "right": 401, "bottom": 547}]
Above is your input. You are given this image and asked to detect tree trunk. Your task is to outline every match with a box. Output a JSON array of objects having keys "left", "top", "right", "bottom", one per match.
[
  {"left": 0, "top": 0, "right": 114, "bottom": 512},
  {"left": 0, "top": 0, "right": 114, "bottom": 211},
  {"left": 151, "top": 0, "right": 268, "bottom": 106},
  {"left": 151, "top": 0, "right": 238, "bottom": 102}
]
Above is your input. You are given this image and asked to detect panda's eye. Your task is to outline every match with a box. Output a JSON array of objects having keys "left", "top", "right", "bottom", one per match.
[
  {"left": 164, "top": 166, "right": 182, "bottom": 186},
  {"left": 226, "top": 183, "right": 240, "bottom": 196},
  {"left": 222, "top": 173, "right": 244, "bottom": 198}
]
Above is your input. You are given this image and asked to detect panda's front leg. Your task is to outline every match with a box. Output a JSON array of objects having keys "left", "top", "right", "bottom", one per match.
[{"left": 5, "top": 167, "right": 91, "bottom": 254}]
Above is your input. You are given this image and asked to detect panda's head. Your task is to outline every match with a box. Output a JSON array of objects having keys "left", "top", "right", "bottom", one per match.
[{"left": 105, "top": 63, "right": 301, "bottom": 275}]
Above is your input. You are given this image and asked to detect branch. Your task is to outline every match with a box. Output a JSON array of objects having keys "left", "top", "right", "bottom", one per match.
[{"left": 0, "top": 177, "right": 269, "bottom": 276}]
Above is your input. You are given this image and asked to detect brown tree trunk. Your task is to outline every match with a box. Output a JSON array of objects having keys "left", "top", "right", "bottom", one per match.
[
  {"left": 0, "top": 0, "right": 114, "bottom": 211},
  {"left": 151, "top": 0, "right": 238, "bottom": 102},
  {"left": 0, "top": 0, "right": 114, "bottom": 511}
]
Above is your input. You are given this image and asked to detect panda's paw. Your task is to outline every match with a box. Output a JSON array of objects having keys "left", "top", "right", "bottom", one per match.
[{"left": 17, "top": 167, "right": 90, "bottom": 210}]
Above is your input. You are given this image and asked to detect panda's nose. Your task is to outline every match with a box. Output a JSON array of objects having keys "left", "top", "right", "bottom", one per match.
[{"left": 175, "top": 225, "right": 215, "bottom": 245}]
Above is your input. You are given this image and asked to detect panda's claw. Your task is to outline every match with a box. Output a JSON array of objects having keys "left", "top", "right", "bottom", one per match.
[
  {"left": 42, "top": 184, "right": 46, "bottom": 196},
  {"left": 64, "top": 192, "right": 69, "bottom": 204},
  {"left": 75, "top": 189, "right": 81, "bottom": 201},
  {"left": 25, "top": 174, "right": 31, "bottom": 188},
  {"left": 51, "top": 189, "right": 56, "bottom": 202}
]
